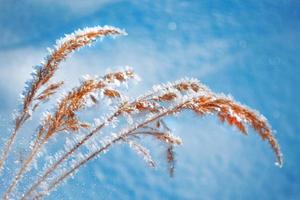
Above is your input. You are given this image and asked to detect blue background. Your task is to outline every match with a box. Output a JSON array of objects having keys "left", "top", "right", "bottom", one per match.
[{"left": 0, "top": 1, "right": 299, "bottom": 199}]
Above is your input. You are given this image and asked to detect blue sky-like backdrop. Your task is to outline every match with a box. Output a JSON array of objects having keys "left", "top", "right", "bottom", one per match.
[{"left": 0, "top": 0, "right": 299, "bottom": 199}]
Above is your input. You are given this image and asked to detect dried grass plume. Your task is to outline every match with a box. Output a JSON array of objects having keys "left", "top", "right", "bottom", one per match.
[{"left": 0, "top": 26, "right": 283, "bottom": 200}]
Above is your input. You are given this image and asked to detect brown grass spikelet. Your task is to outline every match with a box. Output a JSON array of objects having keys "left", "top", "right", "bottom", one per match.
[
  {"left": 190, "top": 82, "right": 201, "bottom": 92},
  {"left": 173, "top": 80, "right": 204, "bottom": 93},
  {"left": 166, "top": 145, "right": 175, "bottom": 177},
  {"left": 133, "top": 101, "right": 160, "bottom": 113},
  {"left": 175, "top": 82, "right": 190, "bottom": 91},
  {"left": 103, "top": 89, "right": 121, "bottom": 98},
  {"left": 158, "top": 92, "right": 178, "bottom": 101},
  {"left": 89, "top": 94, "right": 98, "bottom": 104},
  {"left": 104, "top": 69, "right": 135, "bottom": 83},
  {"left": 152, "top": 132, "right": 182, "bottom": 145},
  {"left": 35, "top": 81, "right": 64, "bottom": 101}
]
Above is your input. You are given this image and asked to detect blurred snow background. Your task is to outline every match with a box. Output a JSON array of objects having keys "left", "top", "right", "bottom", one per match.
[{"left": 0, "top": 0, "right": 299, "bottom": 199}]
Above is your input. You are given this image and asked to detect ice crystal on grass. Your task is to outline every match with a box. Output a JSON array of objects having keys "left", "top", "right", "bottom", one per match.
[
  {"left": 128, "top": 140, "right": 156, "bottom": 167},
  {"left": 0, "top": 26, "right": 283, "bottom": 200}
]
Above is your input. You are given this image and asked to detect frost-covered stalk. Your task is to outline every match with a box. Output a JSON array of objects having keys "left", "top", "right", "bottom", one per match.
[
  {"left": 31, "top": 80, "right": 282, "bottom": 199},
  {"left": 3, "top": 69, "right": 134, "bottom": 200},
  {"left": 0, "top": 26, "right": 125, "bottom": 173},
  {"left": 2, "top": 136, "right": 46, "bottom": 200},
  {"left": 21, "top": 81, "right": 188, "bottom": 200},
  {"left": 32, "top": 102, "right": 186, "bottom": 200},
  {"left": 20, "top": 113, "right": 119, "bottom": 200}
]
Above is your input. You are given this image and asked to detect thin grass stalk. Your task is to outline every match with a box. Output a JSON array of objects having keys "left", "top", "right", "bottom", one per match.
[
  {"left": 20, "top": 112, "right": 120, "bottom": 200},
  {"left": 26, "top": 79, "right": 282, "bottom": 199},
  {"left": 2, "top": 136, "right": 46, "bottom": 200},
  {"left": 0, "top": 113, "right": 29, "bottom": 173},
  {"left": 34, "top": 88, "right": 284, "bottom": 199},
  {"left": 32, "top": 101, "right": 189, "bottom": 200},
  {"left": 21, "top": 87, "right": 163, "bottom": 200},
  {"left": 21, "top": 80, "right": 193, "bottom": 199}
]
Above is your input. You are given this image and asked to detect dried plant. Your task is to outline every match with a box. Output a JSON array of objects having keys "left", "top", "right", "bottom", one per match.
[
  {"left": 0, "top": 26, "right": 125, "bottom": 173},
  {"left": 0, "top": 26, "right": 282, "bottom": 200}
]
